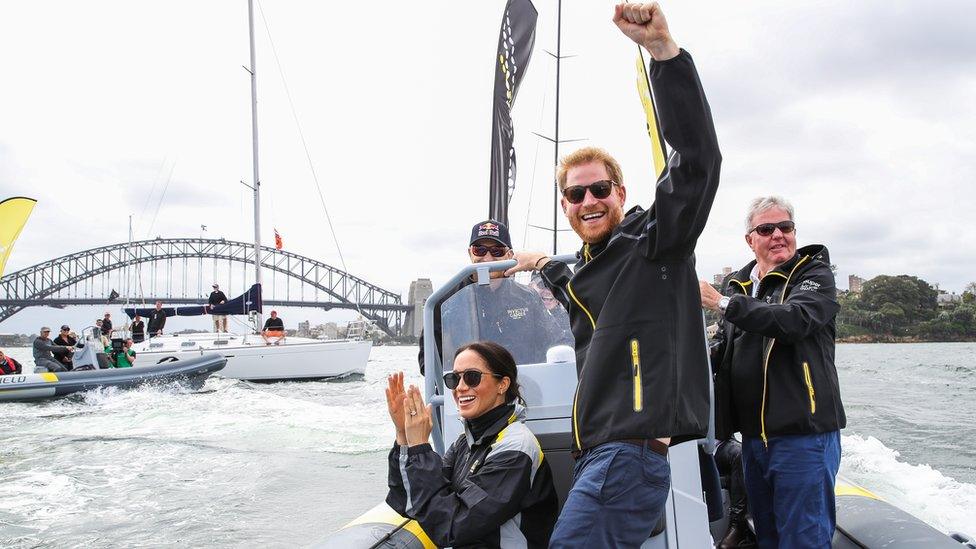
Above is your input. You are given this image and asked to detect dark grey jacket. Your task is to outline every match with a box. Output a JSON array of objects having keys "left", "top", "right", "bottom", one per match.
[{"left": 33, "top": 337, "right": 68, "bottom": 361}]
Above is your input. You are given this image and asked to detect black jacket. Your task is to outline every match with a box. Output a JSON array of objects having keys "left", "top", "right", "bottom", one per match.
[
  {"left": 147, "top": 309, "right": 167, "bottom": 335},
  {"left": 131, "top": 320, "right": 145, "bottom": 341},
  {"left": 101, "top": 318, "right": 113, "bottom": 336},
  {"left": 53, "top": 334, "right": 77, "bottom": 367},
  {"left": 208, "top": 290, "right": 228, "bottom": 306},
  {"left": 712, "top": 245, "right": 846, "bottom": 441},
  {"left": 386, "top": 404, "right": 558, "bottom": 548},
  {"left": 540, "top": 50, "right": 720, "bottom": 451}
]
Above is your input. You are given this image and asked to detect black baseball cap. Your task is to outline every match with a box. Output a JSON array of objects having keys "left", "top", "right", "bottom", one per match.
[{"left": 469, "top": 220, "right": 512, "bottom": 248}]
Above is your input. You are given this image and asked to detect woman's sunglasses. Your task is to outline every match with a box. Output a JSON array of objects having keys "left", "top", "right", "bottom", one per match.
[
  {"left": 443, "top": 369, "right": 504, "bottom": 390},
  {"left": 562, "top": 180, "right": 618, "bottom": 205},
  {"left": 470, "top": 245, "right": 509, "bottom": 258},
  {"left": 749, "top": 220, "right": 796, "bottom": 237}
]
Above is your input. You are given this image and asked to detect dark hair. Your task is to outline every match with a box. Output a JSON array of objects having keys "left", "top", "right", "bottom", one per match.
[{"left": 453, "top": 341, "right": 524, "bottom": 406}]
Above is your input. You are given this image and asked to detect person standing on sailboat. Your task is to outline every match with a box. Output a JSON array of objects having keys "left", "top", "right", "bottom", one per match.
[
  {"left": 507, "top": 3, "right": 721, "bottom": 545},
  {"left": 147, "top": 301, "right": 167, "bottom": 338},
  {"left": 209, "top": 284, "right": 229, "bottom": 333}
]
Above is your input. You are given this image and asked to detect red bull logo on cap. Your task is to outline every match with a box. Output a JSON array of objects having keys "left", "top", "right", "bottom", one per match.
[{"left": 479, "top": 222, "right": 500, "bottom": 237}]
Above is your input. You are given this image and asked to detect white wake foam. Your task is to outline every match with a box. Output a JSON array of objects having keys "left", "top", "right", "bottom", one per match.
[{"left": 841, "top": 433, "right": 976, "bottom": 535}]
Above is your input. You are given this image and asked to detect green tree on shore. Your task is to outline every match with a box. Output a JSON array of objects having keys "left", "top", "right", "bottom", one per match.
[{"left": 838, "top": 276, "right": 976, "bottom": 340}]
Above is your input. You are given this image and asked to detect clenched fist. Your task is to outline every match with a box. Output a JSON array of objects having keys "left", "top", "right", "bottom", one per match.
[{"left": 613, "top": 3, "right": 680, "bottom": 61}]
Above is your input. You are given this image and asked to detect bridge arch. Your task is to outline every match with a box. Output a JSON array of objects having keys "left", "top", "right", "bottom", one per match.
[{"left": 0, "top": 238, "right": 406, "bottom": 335}]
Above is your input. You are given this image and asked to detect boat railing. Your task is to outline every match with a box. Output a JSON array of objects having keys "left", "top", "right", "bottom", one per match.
[{"left": 422, "top": 254, "right": 578, "bottom": 454}]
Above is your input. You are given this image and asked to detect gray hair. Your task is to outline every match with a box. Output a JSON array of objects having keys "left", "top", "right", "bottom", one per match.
[{"left": 745, "top": 196, "right": 795, "bottom": 233}]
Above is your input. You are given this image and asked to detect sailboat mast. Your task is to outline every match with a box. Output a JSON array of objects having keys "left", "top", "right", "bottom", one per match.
[
  {"left": 551, "top": 0, "right": 562, "bottom": 255},
  {"left": 247, "top": 0, "right": 263, "bottom": 329}
]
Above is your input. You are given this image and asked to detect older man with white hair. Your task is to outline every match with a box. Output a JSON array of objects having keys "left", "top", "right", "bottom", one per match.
[{"left": 700, "top": 196, "right": 846, "bottom": 548}]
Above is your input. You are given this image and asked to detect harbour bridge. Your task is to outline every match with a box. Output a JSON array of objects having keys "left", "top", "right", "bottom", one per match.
[{"left": 0, "top": 238, "right": 411, "bottom": 336}]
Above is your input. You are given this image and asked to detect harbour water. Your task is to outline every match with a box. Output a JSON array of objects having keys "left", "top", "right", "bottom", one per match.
[{"left": 1, "top": 342, "right": 974, "bottom": 547}]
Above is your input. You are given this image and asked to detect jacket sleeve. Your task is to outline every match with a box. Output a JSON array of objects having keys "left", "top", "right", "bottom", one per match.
[
  {"left": 386, "top": 441, "right": 456, "bottom": 518},
  {"left": 724, "top": 264, "right": 839, "bottom": 343},
  {"left": 393, "top": 442, "right": 534, "bottom": 547},
  {"left": 642, "top": 50, "right": 722, "bottom": 260}
]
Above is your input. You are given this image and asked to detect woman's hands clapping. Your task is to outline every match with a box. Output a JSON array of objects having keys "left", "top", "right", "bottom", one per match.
[
  {"left": 385, "top": 372, "right": 408, "bottom": 445},
  {"left": 385, "top": 373, "right": 433, "bottom": 447},
  {"left": 403, "top": 384, "right": 433, "bottom": 447}
]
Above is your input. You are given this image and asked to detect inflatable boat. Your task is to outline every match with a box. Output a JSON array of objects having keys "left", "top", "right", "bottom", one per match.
[
  {"left": 1, "top": 328, "right": 225, "bottom": 402},
  {"left": 318, "top": 260, "right": 976, "bottom": 548}
]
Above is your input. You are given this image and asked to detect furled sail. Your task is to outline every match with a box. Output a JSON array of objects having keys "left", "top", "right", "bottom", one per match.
[
  {"left": 124, "top": 284, "right": 263, "bottom": 318},
  {"left": 488, "top": 0, "right": 538, "bottom": 226},
  {"left": 0, "top": 196, "right": 37, "bottom": 277}
]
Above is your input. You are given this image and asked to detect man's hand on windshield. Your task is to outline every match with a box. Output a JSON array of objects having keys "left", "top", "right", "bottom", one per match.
[{"left": 504, "top": 252, "right": 550, "bottom": 277}]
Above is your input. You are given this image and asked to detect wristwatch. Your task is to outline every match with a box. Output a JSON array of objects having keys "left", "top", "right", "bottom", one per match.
[{"left": 718, "top": 296, "right": 731, "bottom": 314}]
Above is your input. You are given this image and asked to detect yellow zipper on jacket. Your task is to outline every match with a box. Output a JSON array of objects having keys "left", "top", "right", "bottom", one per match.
[
  {"left": 759, "top": 255, "right": 810, "bottom": 445},
  {"left": 630, "top": 339, "right": 643, "bottom": 412},
  {"left": 802, "top": 362, "right": 816, "bottom": 414},
  {"left": 566, "top": 279, "right": 595, "bottom": 451}
]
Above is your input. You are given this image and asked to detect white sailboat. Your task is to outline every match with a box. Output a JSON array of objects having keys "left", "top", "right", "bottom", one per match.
[{"left": 130, "top": 0, "right": 371, "bottom": 381}]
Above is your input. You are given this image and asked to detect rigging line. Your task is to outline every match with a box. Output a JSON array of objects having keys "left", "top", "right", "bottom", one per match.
[
  {"left": 256, "top": 0, "right": 363, "bottom": 317},
  {"left": 136, "top": 156, "right": 168, "bottom": 236},
  {"left": 145, "top": 160, "right": 176, "bottom": 239},
  {"left": 521, "top": 60, "right": 554, "bottom": 249}
]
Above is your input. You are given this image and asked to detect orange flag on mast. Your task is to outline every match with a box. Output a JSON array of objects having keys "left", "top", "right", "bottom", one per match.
[{"left": 274, "top": 228, "right": 283, "bottom": 250}]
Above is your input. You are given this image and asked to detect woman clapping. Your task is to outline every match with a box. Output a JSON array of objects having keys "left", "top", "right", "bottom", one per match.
[{"left": 384, "top": 341, "right": 558, "bottom": 548}]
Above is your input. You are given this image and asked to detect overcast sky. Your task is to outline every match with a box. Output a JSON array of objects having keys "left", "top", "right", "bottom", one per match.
[{"left": 1, "top": 0, "right": 974, "bottom": 333}]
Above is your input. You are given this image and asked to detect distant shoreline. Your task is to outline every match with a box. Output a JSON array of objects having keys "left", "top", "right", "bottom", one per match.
[{"left": 838, "top": 335, "right": 976, "bottom": 344}]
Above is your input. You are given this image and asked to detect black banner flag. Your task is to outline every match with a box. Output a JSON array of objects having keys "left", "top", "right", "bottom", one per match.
[{"left": 488, "top": 0, "right": 538, "bottom": 226}]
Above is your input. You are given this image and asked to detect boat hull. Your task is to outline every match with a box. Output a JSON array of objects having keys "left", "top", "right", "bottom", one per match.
[
  {"left": 0, "top": 354, "right": 226, "bottom": 402},
  {"left": 135, "top": 336, "right": 372, "bottom": 381}
]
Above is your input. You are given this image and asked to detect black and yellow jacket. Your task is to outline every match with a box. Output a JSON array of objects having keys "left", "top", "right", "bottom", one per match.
[
  {"left": 712, "top": 245, "right": 847, "bottom": 442},
  {"left": 539, "top": 49, "right": 721, "bottom": 451},
  {"left": 386, "top": 404, "right": 558, "bottom": 548}
]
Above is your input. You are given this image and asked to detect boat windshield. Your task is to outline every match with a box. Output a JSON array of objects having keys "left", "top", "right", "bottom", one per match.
[{"left": 439, "top": 278, "right": 574, "bottom": 369}]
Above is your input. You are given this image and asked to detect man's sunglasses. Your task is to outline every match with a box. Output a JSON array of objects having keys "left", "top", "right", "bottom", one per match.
[
  {"left": 749, "top": 220, "right": 796, "bottom": 237},
  {"left": 562, "top": 180, "right": 618, "bottom": 205},
  {"left": 443, "top": 369, "right": 504, "bottom": 390},
  {"left": 470, "top": 245, "right": 509, "bottom": 258}
]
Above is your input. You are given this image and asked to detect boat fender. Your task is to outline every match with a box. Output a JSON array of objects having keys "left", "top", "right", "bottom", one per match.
[{"left": 949, "top": 532, "right": 976, "bottom": 549}]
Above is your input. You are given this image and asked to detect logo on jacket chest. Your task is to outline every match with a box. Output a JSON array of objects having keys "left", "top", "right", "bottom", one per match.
[{"left": 507, "top": 307, "right": 528, "bottom": 320}]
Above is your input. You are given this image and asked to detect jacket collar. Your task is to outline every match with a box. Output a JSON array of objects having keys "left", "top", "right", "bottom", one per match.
[
  {"left": 463, "top": 403, "right": 522, "bottom": 447},
  {"left": 727, "top": 244, "right": 830, "bottom": 295},
  {"left": 576, "top": 205, "right": 646, "bottom": 264}
]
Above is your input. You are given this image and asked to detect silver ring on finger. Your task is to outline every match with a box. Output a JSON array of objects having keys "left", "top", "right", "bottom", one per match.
[{"left": 410, "top": 410, "right": 418, "bottom": 416}]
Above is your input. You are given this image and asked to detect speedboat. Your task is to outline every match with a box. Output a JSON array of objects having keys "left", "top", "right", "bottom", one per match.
[
  {"left": 319, "top": 259, "right": 976, "bottom": 548},
  {"left": 1, "top": 328, "right": 225, "bottom": 402}
]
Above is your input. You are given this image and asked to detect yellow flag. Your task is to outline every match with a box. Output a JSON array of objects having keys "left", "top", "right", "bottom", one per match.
[
  {"left": 635, "top": 47, "right": 667, "bottom": 179},
  {"left": 0, "top": 197, "right": 37, "bottom": 277}
]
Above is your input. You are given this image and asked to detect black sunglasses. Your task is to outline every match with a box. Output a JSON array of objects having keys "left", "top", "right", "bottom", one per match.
[
  {"left": 749, "top": 220, "right": 795, "bottom": 237},
  {"left": 470, "top": 245, "right": 509, "bottom": 258},
  {"left": 562, "top": 180, "right": 618, "bottom": 205},
  {"left": 443, "top": 369, "right": 504, "bottom": 390}
]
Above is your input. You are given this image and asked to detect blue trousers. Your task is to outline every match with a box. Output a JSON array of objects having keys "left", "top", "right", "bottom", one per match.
[
  {"left": 549, "top": 441, "right": 670, "bottom": 548},
  {"left": 742, "top": 431, "right": 841, "bottom": 549}
]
